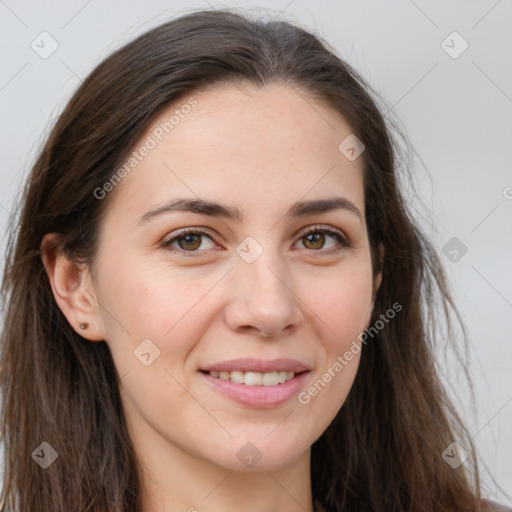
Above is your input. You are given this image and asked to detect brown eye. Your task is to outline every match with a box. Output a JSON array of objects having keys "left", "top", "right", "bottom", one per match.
[
  {"left": 176, "top": 233, "right": 202, "bottom": 251},
  {"left": 160, "top": 228, "right": 216, "bottom": 256},
  {"left": 302, "top": 232, "right": 326, "bottom": 250},
  {"left": 296, "top": 226, "right": 349, "bottom": 253}
]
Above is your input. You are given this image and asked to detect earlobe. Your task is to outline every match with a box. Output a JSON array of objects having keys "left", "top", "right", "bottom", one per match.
[{"left": 40, "top": 233, "right": 105, "bottom": 341}]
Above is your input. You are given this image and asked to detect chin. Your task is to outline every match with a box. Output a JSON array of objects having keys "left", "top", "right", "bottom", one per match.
[{"left": 208, "top": 433, "right": 311, "bottom": 472}]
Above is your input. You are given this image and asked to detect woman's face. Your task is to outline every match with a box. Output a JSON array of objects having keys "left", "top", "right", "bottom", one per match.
[{"left": 86, "top": 83, "right": 381, "bottom": 471}]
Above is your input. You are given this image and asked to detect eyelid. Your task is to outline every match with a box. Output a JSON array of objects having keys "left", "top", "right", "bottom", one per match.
[
  {"left": 159, "top": 223, "right": 350, "bottom": 257},
  {"left": 297, "top": 224, "right": 348, "bottom": 242},
  {"left": 164, "top": 225, "right": 217, "bottom": 241}
]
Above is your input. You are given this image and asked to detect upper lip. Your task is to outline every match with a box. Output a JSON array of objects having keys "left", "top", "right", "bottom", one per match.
[{"left": 200, "top": 358, "right": 311, "bottom": 374}]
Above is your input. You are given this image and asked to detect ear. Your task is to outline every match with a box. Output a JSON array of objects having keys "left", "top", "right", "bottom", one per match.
[
  {"left": 372, "top": 242, "right": 385, "bottom": 301},
  {"left": 363, "top": 243, "right": 385, "bottom": 330},
  {"left": 40, "top": 233, "right": 105, "bottom": 342}
]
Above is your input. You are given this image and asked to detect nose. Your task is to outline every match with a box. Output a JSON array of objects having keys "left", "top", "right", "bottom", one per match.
[{"left": 223, "top": 249, "right": 304, "bottom": 339}]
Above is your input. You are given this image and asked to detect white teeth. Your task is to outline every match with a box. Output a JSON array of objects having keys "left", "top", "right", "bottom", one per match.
[
  {"left": 207, "top": 370, "right": 296, "bottom": 385},
  {"left": 245, "top": 372, "right": 263, "bottom": 386},
  {"left": 262, "top": 372, "right": 278, "bottom": 386},
  {"left": 230, "top": 371, "right": 245, "bottom": 384}
]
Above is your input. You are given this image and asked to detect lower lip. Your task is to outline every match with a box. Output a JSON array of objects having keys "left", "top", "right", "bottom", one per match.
[{"left": 199, "top": 371, "right": 311, "bottom": 408}]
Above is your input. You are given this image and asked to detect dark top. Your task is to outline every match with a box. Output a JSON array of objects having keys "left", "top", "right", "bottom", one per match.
[{"left": 313, "top": 498, "right": 512, "bottom": 511}]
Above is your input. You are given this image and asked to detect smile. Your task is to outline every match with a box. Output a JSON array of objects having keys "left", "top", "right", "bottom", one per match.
[
  {"left": 199, "top": 369, "right": 311, "bottom": 408},
  {"left": 202, "top": 370, "right": 297, "bottom": 386}
]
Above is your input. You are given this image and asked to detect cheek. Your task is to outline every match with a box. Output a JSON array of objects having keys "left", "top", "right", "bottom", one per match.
[
  {"left": 95, "top": 259, "right": 218, "bottom": 402},
  {"left": 97, "top": 252, "right": 214, "bottom": 339},
  {"left": 296, "top": 266, "right": 371, "bottom": 425},
  {"left": 302, "top": 261, "right": 374, "bottom": 349}
]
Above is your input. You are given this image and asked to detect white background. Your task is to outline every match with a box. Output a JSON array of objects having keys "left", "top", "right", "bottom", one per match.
[{"left": 1, "top": 0, "right": 511, "bottom": 506}]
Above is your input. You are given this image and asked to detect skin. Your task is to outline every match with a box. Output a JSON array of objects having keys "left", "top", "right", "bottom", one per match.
[{"left": 42, "top": 83, "right": 383, "bottom": 512}]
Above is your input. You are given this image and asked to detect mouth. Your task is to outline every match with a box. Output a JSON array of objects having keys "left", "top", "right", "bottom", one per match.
[
  {"left": 198, "top": 369, "right": 311, "bottom": 408},
  {"left": 199, "top": 369, "right": 307, "bottom": 386}
]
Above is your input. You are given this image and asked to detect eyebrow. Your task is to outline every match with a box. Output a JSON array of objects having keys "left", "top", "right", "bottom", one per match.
[{"left": 136, "top": 196, "right": 363, "bottom": 226}]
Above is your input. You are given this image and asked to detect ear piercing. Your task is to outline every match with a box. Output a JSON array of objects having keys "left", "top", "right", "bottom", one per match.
[{"left": 79, "top": 322, "right": 89, "bottom": 330}]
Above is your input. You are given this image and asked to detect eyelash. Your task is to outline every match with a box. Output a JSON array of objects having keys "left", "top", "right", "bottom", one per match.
[{"left": 159, "top": 224, "right": 350, "bottom": 258}]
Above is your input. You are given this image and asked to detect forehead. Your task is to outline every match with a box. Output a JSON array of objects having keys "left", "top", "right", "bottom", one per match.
[{"left": 104, "top": 83, "right": 365, "bottom": 224}]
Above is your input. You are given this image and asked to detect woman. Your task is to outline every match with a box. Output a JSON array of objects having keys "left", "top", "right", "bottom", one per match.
[{"left": 0, "top": 8, "right": 509, "bottom": 512}]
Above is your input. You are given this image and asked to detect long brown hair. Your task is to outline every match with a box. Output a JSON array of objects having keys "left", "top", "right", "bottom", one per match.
[{"left": 0, "top": 8, "right": 499, "bottom": 511}]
